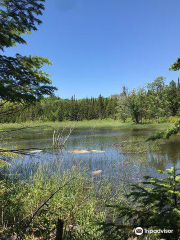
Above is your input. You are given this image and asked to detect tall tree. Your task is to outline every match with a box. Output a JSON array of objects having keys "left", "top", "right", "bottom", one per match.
[
  {"left": 147, "top": 76, "right": 167, "bottom": 122},
  {"left": 116, "top": 87, "right": 129, "bottom": 122},
  {"left": 128, "top": 88, "right": 146, "bottom": 124},
  {"left": 97, "top": 95, "right": 104, "bottom": 119},
  {"left": 165, "top": 80, "right": 179, "bottom": 116}
]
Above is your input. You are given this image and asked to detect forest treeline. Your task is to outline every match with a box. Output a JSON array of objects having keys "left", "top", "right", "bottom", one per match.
[{"left": 1, "top": 76, "right": 180, "bottom": 124}]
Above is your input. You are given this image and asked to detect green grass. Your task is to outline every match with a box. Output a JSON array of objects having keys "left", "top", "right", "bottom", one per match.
[
  {"left": 0, "top": 119, "right": 174, "bottom": 131},
  {"left": 0, "top": 159, "right": 129, "bottom": 240},
  {"left": 116, "top": 136, "right": 161, "bottom": 154}
]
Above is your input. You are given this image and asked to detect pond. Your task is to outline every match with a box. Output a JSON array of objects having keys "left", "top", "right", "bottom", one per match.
[{"left": 1, "top": 124, "right": 180, "bottom": 184}]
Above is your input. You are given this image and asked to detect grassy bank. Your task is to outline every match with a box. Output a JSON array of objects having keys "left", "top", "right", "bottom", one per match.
[{"left": 0, "top": 119, "right": 174, "bottom": 131}]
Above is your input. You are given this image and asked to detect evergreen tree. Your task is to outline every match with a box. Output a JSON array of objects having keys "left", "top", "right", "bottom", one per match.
[
  {"left": 97, "top": 95, "right": 104, "bottom": 119},
  {"left": 165, "top": 80, "right": 179, "bottom": 116},
  {"left": 102, "top": 167, "right": 180, "bottom": 240}
]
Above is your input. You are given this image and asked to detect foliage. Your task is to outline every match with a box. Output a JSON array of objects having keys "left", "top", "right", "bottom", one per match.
[
  {"left": 146, "top": 77, "right": 170, "bottom": 121},
  {"left": 0, "top": 55, "right": 56, "bottom": 103},
  {"left": 115, "top": 87, "right": 129, "bottom": 123},
  {"left": 146, "top": 60, "right": 180, "bottom": 140},
  {"left": 0, "top": 0, "right": 56, "bottom": 109},
  {"left": 147, "top": 121, "right": 180, "bottom": 141},
  {"left": 0, "top": 0, "right": 56, "bottom": 166},
  {"left": 128, "top": 88, "right": 147, "bottom": 124},
  {"left": 1, "top": 77, "right": 180, "bottom": 124},
  {"left": 0, "top": 162, "right": 122, "bottom": 240},
  {"left": 169, "top": 116, "right": 180, "bottom": 123},
  {"left": 0, "top": 0, "right": 45, "bottom": 51},
  {"left": 169, "top": 58, "right": 180, "bottom": 71},
  {"left": 101, "top": 167, "right": 180, "bottom": 240},
  {"left": 0, "top": 95, "right": 118, "bottom": 122}
]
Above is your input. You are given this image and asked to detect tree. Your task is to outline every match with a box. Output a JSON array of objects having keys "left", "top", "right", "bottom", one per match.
[
  {"left": 146, "top": 59, "right": 180, "bottom": 140},
  {"left": 0, "top": 0, "right": 56, "bottom": 166},
  {"left": 105, "top": 98, "right": 117, "bottom": 120},
  {"left": 69, "top": 96, "right": 79, "bottom": 121},
  {"left": 165, "top": 80, "right": 179, "bottom": 116},
  {"left": 128, "top": 88, "right": 146, "bottom": 124},
  {"left": 116, "top": 87, "right": 129, "bottom": 122},
  {"left": 169, "top": 58, "right": 180, "bottom": 71},
  {"left": 170, "top": 60, "right": 180, "bottom": 116},
  {"left": 97, "top": 95, "right": 104, "bottom": 119},
  {"left": 0, "top": 55, "right": 56, "bottom": 103},
  {"left": 147, "top": 77, "right": 167, "bottom": 122},
  {"left": 0, "top": 0, "right": 45, "bottom": 51},
  {"left": 0, "top": 0, "right": 57, "bottom": 106}
]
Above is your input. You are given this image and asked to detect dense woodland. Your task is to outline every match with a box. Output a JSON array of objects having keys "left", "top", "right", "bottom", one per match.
[{"left": 1, "top": 76, "right": 180, "bottom": 124}]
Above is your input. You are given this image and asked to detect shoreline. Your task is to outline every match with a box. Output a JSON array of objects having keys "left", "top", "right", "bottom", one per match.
[{"left": 0, "top": 120, "right": 173, "bottom": 130}]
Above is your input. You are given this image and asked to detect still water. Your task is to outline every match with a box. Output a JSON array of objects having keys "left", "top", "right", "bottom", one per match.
[{"left": 2, "top": 125, "right": 180, "bottom": 182}]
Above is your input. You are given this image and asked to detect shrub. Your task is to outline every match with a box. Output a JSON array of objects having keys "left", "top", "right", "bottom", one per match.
[{"left": 101, "top": 167, "right": 180, "bottom": 240}]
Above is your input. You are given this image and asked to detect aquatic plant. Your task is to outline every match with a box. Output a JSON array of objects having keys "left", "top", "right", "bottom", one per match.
[{"left": 0, "top": 160, "right": 126, "bottom": 240}]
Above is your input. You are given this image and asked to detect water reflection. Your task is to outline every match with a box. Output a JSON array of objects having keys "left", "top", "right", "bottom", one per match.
[{"left": 1, "top": 127, "right": 180, "bottom": 181}]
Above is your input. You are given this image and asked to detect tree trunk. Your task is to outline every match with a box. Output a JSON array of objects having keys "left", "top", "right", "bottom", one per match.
[
  {"left": 55, "top": 218, "right": 64, "bottom": 240},
  {"left": 135, "top": 114, "right": 139, "bottom": 124}
]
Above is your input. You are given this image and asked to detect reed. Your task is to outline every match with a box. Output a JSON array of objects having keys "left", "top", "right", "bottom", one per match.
[{"left": 0, "top": 157, "right": 133, "bottom": 239}]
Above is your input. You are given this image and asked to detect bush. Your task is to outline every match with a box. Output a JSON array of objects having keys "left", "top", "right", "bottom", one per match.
[
  {"left": 169, "top": 116, "right": 180, "bottom": 123},
  {"left": 102, "top": 167, "right": 180, "bottom": 240},
  {"left": 158, "top": 117, "right": 169, "bottom": 123}
]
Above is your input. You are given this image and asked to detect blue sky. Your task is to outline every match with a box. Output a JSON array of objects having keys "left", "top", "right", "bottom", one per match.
[{"left": 5, "top": 0, "right": 180, "bottom": 99}]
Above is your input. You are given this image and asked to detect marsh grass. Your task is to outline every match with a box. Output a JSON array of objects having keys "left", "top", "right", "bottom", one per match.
[
  {"left": 0, "top": 154, "right": 142, "bottom": 240},
  {"left": 115, "top": 136, "right": 163, "bottom": 153},
  {"left": 0, "top": 147, "right": 146, "bottom": 240},
  {"left": 0, "top": 120, "right": 174, "bottom": 131}
]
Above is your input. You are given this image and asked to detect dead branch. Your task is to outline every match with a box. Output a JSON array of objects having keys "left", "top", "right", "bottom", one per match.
[{"left": 52, "top": 125, "right": 75, "bottom": 149}]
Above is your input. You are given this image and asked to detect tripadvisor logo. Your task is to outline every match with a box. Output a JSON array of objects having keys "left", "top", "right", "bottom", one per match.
[
  {"left": 135, "top": 227, "right": 143, "bottom": 235},
  {"left": 135, "top": 227, "right": 173, "bottom": 235}
]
